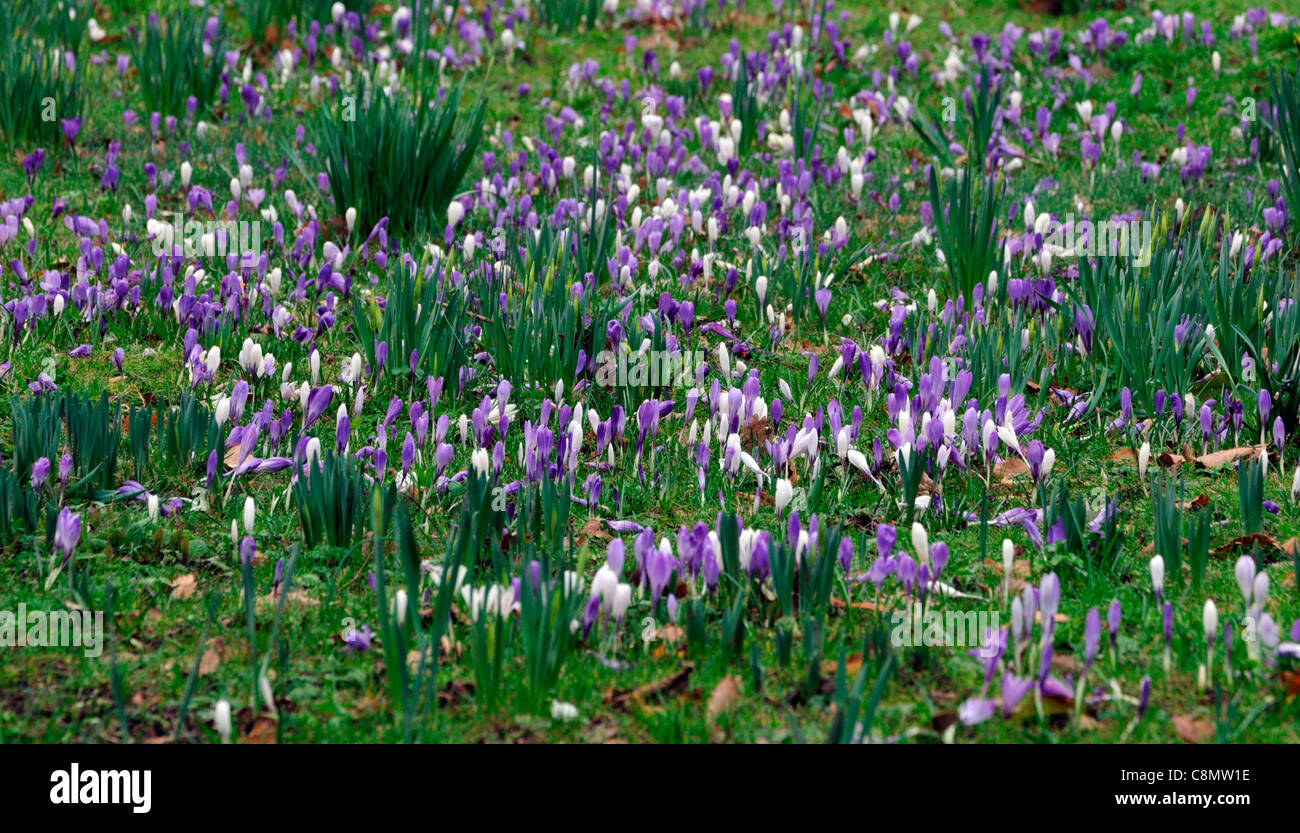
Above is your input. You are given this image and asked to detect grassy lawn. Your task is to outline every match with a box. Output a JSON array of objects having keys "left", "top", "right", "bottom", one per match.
[{"left": 2, "top": 0, "right": 1300, "bottom": 744}]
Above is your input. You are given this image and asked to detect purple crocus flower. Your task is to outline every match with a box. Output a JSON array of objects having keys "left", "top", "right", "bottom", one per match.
[
  {"left": 1107, "top": 598, "right": 1121, "bottom": 650},
  {"left": 54, "top": 507, "right": 82, "bottom": 562},
  {"left": 1083, "top": 607, "right": 1102, "bottom": 671},
  {"left": 930, "top": 541, "right": 949, "bottom": 577},
  {"left": 343, "top": 624, "right": 373, "bottom": 652},
  {"left": 61, "top": 117, "right": 82, "bottom": 146},
  {"left": 645, "top": 541, "right": 676, "bottom": 611},
  {"left": 303, "top": 385, "right": 333, "bottom": 429},
  {"left": 31, "top": 457, "right": 51, "bottom": 490},
  {"left": 876, "top": 523, "right": 897, "bottom": 559}
]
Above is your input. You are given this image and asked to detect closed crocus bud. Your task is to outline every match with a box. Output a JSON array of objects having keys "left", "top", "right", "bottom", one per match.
[
  {"left": 911, "top": 521, "right": 929, "bottom": 566},
  {"left": 230, "top": 177, "right": 241, "bottom": 200},
  {"left": 214, "top": 699, "right": 232, "bottom": 743},
  {"left": 1234, "top": 556, "right": 1255, "bottom": 608},
  {"left": 1253, "top": 571, "right": 1269, "bottom": 608},
  {"left": 1001, "top": 539, "right": 1014, "bottom": 587},
  {"left": 393, "top": 589, "right": 408, "bottom": 630},
  {"left": 345, "top": 206, "right": 357, "bottom": 233},
  {"left": 214, "top": 396, "right": 231, "bottom": 426},
  {"left": 775, "top": 478, "right": 793, "bottom": 516},
  {"left": 243, "top": 496, "right": 255, "bottom": 535},
  {"left": 181, "top": 161, "right": 192, "bottom": 186},
  {"left": 1137, "top": 442, "right": 1150, "bottom": 479},
  {"left": 1203, "top": 599, "right": 1218, "bottom": 643},
  {"left": 611, "top": 584, "right": 632, "bottom": 620},
  {"left": 1212, "top": 51, "right": 1221, "bottom": 73},
  {"left": 1149, "top": 554, "right": 1164, "bottom": 597}
]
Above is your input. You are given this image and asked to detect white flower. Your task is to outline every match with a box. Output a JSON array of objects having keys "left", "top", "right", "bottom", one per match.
[
  {"left": 611, "top": 584, "right": 632, "bottom": 620},
  {"left": 911, "top": 522, "right": 930, "bottom": 566},
  {"left": 243, "top": 497, "right": 256, "bottom": 535},
  {"left": 550, "top": 700, "right": 579, "bottom": 721},
  {"left": 1149, "top": 555, "right": 1164, "bottom": 596},
  {"left": 393, "top": 590, "right": 408, "bottom": 630},
  {"left": 214, "top": 699, "right": 232, "bottom": 743},
  {"left": 470, "top": 448, "right": 491, "bottom": 478},
  {"left": 775, "top": 478, "right": 793, "bottom": 516},
  {"left": 1137, "top": 442, "right": 1151, "bottom": 479},
  {"left": 1234, "top": 556, "right": 1256, "bottom": 608},
  {"left": 1202, "top": 599, "right": 1218, "bottom": 640}
]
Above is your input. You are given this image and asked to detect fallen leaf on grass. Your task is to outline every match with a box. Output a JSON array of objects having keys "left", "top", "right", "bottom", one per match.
[
  {"left": 1279, "top": 670, "right": 1300, "bottom": 699},
  {"left": 706, "top": 676, "right": 741, "bottom": 722},
  {"left": 255, "top": 589, "right": 320, "bottom": 614},
  {"left": 981, "top": 555, "right": 1031, "bottom": 595},
  {"left": 829, "top": 596, "right": 885, "bottom": 612},
  {"left": 604, "top": 663, "right": 694, "bottom": 711},
  {"left": 170, "top": 573, "right": 198, "bottom": 600},
  {"left": 821, "top": 652, "right": 864, "bottom": 678},
  {"left": 199, "top": 646, "right": 221, "bottom": 676},
  {"left": 1194, "top": 445, "right": 1267, "bottom": 470},
  {"left": 993, "top": 458, "right": 1029, "bottom": 478},
  {"left": 1173, "top": 715, "right": 1214, "bottom": 744},
  {"left": 1213, "top": 534, "right": 1289, "bottom": 559},
  {"left": 653, "top": 623, "right": 685, "bottom": 644},
  {"left": 574, "top": 518, "right": 610, "bottom": 547},
  {"left": 242, "top": 715, "right": 278, "bottom": 744}
]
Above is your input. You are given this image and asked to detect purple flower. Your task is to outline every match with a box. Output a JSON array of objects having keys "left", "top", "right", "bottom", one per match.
[
  {"left": 54, "top": 507, "right": 82, "bottom": 562},
  {"left": 876, "top": 523, "right": 897, "bottom": 560},
  {"left": 31, "top": 457, "right": 51, "bottom": 490},
  {"left": 343, "top": 624, "right": 373, "bottom": 652},
  {"left": 1083, "top": 607, "right": 1102, "bottom": 671},
  {"left": 958, "top": 697, "right": 997, "bottom": 725},
  {"left": 61, "top": 117, "right": 82, "bottom": 146},
  {"left": 303, "top": 385, "right": 333, "bottom": 429},
  {"left": 645, "top": 540, "right": 676, "bottom": 611}
]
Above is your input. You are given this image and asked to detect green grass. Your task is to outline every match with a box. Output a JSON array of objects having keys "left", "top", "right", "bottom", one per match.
[{"left": 1, "top": 0, "right": 1300, "bottom": 744}]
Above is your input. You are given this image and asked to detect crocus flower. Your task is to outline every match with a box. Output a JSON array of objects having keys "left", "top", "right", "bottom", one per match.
[
  {"left": 1203, "top": 599, "right": 1218, "bottom": 687},
  {"left": 1234, "top": 556, "right": 1255, "bottom": 609},
  {"left": 31, "top": 457, "right": 51, "bottom": 490},
  {"left": 54, "top": 508, "right": 82, "bottom": 563},
  {"left": 1083, "top": 607, "right": 1102, "bottom": 672}
]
